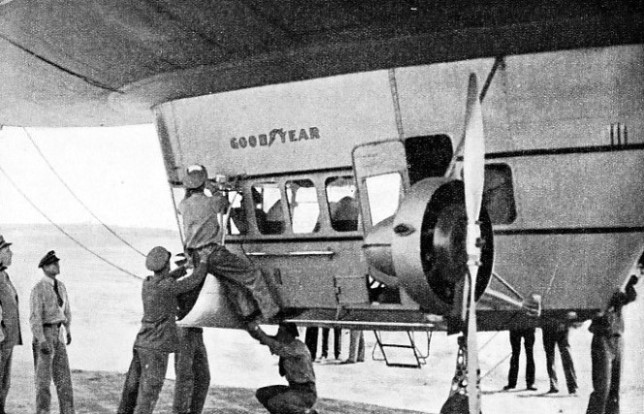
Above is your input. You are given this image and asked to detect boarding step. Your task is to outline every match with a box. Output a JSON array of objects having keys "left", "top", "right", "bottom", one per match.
[{"left": 371, "top": 329, "right": 433, "bottom": 368}]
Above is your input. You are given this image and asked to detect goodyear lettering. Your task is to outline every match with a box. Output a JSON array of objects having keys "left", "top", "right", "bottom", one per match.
[{"left": 231, "top": 127, "right": 321, "bottom": 150}]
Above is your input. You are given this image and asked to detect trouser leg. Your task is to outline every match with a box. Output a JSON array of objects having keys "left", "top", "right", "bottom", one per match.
[
  {"left": 542, "top": 328, "right": 558, "bottom": 390},
  {"left": 0, "top": 347, "right": 13, "bottom": 412},
  {"left": 256, "top": 385, "right": 289, "bottom": 412},
  {"left": 586, "top": 335, "right": 612, "bottom": 414},
  {"left": 263, "top": 387, "right": 316, "bottom": 414},
  {"left": 304, "top": 328, "right": 319, "bottom": 360},
  {"left": 333, "top": 328, "right": 342, "bottom": 359},
  {"left": 208, "top": 246, "right": 281, "bottom": 319},
  {"left": 133, "top": 349, "right": 169, "bottom": 414},
  {"left": 52, "top": 338, "right": 75, "bottom": 414},
  {"left": 357, "top": 331, "right": 365, "bottom": 362},
  {"left": 507, "top": 330, "right": 521, "bottom": 387},
  {"left": 321, "top": 329, "right": 329, "bottom": 358},
  {"left": 190, "top": 335, "right": 211, "bottom": 414},
  {"left": 524, "top": 329, "right": 536, "bottom": 387},
  {"left": 117, "top": 350, "right": 142, "bottom": 414},
  {"left": 606, "top": 337, "right": 622, "bottom": 414},
  {"left": 34, "top": 326, "right": 60, "bottom": 414},
  {"left": 174, "top": 328, "right": 197, "bottom": 414},
  {"left": 347, "top": 330, "right": 358, "bottom": 362},
  {"left": 557, "top": 331, "right": 578, "bottom": 393}
]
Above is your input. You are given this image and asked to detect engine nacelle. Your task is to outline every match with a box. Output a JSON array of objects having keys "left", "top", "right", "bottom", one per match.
[{"left": 364, "top": 178, "right": 494, "bottom": 314}]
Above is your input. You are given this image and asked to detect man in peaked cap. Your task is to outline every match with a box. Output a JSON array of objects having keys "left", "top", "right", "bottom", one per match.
[
  {"left": 117, "top": 246, "right": 208, "bottom": 414},
  {"left": 30, "top": 250, "right": 74, "bottom": 414},
  {"left": 0, "top": 235, "right": 22, "bottom": 414}
]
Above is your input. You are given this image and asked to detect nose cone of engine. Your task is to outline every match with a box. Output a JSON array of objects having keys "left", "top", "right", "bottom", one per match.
[{"left": 362, "top": 216, "right": 396, "bottom": 277}]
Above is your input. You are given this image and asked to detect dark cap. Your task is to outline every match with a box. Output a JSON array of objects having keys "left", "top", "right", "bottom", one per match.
[
  {"left": 146, "top": 246, "right": 171, "bottom": 272},
  {"left": 0, "top": 235, "right": 11, "bottom": 251},
  {"left": 38, "top": 250, "right": 60, "bottom": 268}
]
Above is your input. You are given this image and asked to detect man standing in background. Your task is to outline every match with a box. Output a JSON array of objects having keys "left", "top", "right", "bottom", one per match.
[
  {"left": 586, "top": 263, "right": 639, "bottom": 414},
  {"left": 173, "top": 253, "right": 211, "bottom": 414},
  {"left": 0, "top": 235, "right": 21, "bottom": 414},
  {"left": 30, "top": 250, "right": 74, "bottom": 414},
  {"left": 542, "top": 320, "right": 578, "bottom": 394},
  {"left": 503, "top": 328, "right": 537, "bottom": 391}
]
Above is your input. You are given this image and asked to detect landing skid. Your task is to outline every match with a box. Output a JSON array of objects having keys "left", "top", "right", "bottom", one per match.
[{"left": 441, "top": 335, "right": 482, "bottom": 414}]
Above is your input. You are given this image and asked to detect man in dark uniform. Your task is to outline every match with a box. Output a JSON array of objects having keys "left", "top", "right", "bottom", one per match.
[
  {"left": 503, "top": 328, "right": 537, "bottom": 391},
  {"left": 542, "top": 320, "right": 578, "bottom": 394},
  {"left": 250, "top": 322, "right": 318, "bottom": 414},
  {"left": 586, "top": 267, "right": 639, "bottom": 414},
  {"left": 117, "top": 246, "right": 208, "bottom": 414},
  {"left": 173, "top": 255, "right": 211, "bottom": 414},
  {"left": 0, "top": 235, "right": 21, "bottom": 414}
]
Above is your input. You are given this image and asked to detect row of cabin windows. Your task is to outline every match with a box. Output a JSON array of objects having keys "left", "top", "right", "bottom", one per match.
[
  {"left": 227, "top": 176, "right": 360, "bottom": 235},
  {"left": 224, "top": 161, "right": 516, "bottom": 237}
]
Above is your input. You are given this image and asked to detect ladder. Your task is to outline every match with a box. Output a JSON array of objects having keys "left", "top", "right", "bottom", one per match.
[{"left": 371, "top": 329, "right": 433, "bottom": 368}]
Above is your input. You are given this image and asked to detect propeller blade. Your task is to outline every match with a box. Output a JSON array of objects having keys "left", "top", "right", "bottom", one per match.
[
  {"left": 463, "top": 73, "right": 485, "bottom": 229},
  {"left": 466, "top": 266, "right": 480, "bottom": 414},
  {"left": 462, "top": 73, "right": 485, "bottom": 414}
]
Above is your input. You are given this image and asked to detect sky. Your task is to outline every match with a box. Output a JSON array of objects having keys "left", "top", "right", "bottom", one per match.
[{"left": 0, "top": 124, "right": 179, "bottom": 230}]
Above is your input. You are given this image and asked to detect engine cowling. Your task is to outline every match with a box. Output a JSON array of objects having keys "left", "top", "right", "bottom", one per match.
[{"left": 363, "top": 178, "right": 494, "bottom": 314}]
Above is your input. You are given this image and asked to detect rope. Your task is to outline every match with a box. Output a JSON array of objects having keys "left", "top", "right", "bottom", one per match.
[
  {"left": 22, "top": 128, "right": 146, "bottom": 257},
  {"left": 0, "top": 163, "right": 143, "bottom": 280}
]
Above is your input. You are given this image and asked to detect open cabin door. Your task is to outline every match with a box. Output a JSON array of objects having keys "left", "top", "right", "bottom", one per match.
[
  {"left": 352, "top": 140, "right": 418, "bottom": 308},
  {"left": 352, "top": 140, "right": 411, "bottom": 232}
]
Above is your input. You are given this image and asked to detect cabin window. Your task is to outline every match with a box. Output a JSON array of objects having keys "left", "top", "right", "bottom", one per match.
[
  {"left": 365, "top": 173, "right": 402, "bottom": 226},
  {"left": 484, "top": 163, "right": 517, "bottom": 225},
  {"left": 286, "top": 180, "right": 320, "bottom": 233},
  {"left": 405, "top": 134, "right": 454, "bottom": 184},
  {"left": 251, "top": 182, "right": 285, "bottom": 234},
  {"left": 224, "top": 190, "right": 245, "bottom": 235},
  {"left": 326, "top": 176, "right": 359, "bottom": 232}
]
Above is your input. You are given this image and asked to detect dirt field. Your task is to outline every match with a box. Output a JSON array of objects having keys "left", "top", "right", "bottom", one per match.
[{"left": 3, "top": 225, "right": 643, "bottom": 413}]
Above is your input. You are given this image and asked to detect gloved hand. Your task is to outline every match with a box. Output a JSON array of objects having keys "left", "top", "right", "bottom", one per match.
[
  {"left": 40, "top": 340, "right": 52, "bottom": 354},
  {"left": 66, "top": 331, "right": 72, "bottom": 346}
]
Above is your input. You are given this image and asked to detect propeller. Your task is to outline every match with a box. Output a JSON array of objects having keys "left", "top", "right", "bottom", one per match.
[{"left": 463, "top": 73, "right": 485, "bottom": 414}]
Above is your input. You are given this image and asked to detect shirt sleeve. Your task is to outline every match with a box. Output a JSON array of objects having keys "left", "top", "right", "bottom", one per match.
[
  {"left": 0, "top": 303, "right": 4, "bottom": 343},
  {"left": 61, "top": 282, "right": 72, "bottom": 330},
  {"left": 211, "top": 194, "right": 229, "bottom": 214},
  {"left": 267, "top": 341, "right": 308, "bottom": 358},
  {"left": 29, "top": 286, "right": 46, "bottom": 343},
  {"left": 163, "top": 262, "right": 208, "bottom": 295}
]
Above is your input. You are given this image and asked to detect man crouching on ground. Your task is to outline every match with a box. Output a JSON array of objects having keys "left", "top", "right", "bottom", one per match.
[{"left": 250, "top": 322, "right": 318, "bottom": 414}]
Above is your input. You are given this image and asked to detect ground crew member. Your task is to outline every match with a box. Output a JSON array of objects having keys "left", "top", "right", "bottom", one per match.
[
  {"left": 0, "top": 235, "right": 22, "bottom": 414},
  {"left": 173, "top": 256, "right": 211, "bottom": 414},
  {"left": 586, "top": 267, "right": 639, "bottom": 414},
  {"left": 542, "top": 321, "right": 578, "bottom": 394},
  {"left": 117, "top": 246, "right": 208, "bottom": 414},
  {"left": 179, "top": 165, "right": 281, "bottom": 323},
  {"left": 30, "top": 250, "right": 74, "bottom": 414},
  {"left": 250, "top": 322, "right": 318, "bottom": 414},
  {"left": 502, "top": 328, "right": 537, "bottom": 391}
]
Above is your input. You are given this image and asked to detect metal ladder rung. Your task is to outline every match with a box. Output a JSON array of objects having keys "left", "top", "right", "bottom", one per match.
[{"left": 372, "top": 330, "right": 433, "bottom": 368}]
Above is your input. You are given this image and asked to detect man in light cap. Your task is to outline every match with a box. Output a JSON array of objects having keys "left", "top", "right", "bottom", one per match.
[
  {"left": 30, "top": 250, "right": 74, "bottom": 414},
  {"left": 178, "top": 164, "right": 281, "bottom": 325},
  {"left": 117, "top": 246, "right": 208, "bottom": 414},
  {"left": 0, "top": 235, "right": 22, "bottom": 414}
]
